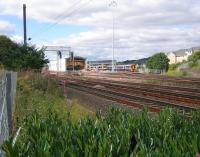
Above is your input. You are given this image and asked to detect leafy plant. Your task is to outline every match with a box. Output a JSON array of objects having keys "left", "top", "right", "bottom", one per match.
[
  {"left": 0, "top": 35, "right": 48, "bottom": 71},
  {"left": 188, "top": 51, "right": 200, "bottom": 67},
  {"left": 2, "top": 107, "right": 200, "bottom": 157},
  {"left": 146, "top": 53, "right": 170, "bottom": 71}
]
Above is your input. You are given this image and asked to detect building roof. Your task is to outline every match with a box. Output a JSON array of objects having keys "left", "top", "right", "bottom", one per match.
[
  {"left": 170, "top": 46, "right": 200, "bottom": 57},
  {"left": 87, "top": 60, "right": 117, "bottom": 64},
  {"left": 192, "top": 47, "right": 200, "bottom": 52},
  {"left": 66, "top": 56, "right": 86, "bottom": 61},
  {"left": 172, "top": 49, "right": 187, "bottom": 57}
]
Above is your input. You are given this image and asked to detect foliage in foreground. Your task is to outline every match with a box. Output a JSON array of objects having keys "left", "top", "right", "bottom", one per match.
[{"left": 2, "top": 107, "right": 200, "bottom": 157}]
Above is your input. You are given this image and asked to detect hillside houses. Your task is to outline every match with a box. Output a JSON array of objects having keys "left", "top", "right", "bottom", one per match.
[{"left": 167, "top": 47, "right": 200, "bottom": 64}]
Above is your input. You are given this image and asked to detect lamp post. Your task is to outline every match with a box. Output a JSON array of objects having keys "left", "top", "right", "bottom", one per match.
[{"left": 109, "top": 0, "right": 117, "bottom": 72}]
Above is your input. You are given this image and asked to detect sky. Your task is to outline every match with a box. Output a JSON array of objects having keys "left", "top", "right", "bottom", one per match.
[{"left": 0, "top": 0, "right": 200, "bottom": 61}]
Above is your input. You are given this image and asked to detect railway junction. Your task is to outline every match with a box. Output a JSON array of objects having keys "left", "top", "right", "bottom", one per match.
[{"left": 49, "top": 71, "right": 200, "bottom": 114}]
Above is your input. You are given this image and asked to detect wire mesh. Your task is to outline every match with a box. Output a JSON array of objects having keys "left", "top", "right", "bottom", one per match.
[{"left": 0, "top": 71, "right": 17, "bottom": 156}]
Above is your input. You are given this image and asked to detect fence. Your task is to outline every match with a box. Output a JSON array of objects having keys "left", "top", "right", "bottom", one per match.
[{"left": 0, "top": 71, "right": 17, "bottom": 156}]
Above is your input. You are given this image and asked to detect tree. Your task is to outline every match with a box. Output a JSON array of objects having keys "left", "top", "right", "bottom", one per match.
[
  {"left": 188, "top": 51, "right": 200, "bottom": 67},
  {"left": 0, "top": 35, "right": 49, "bottom": 71},
  {"left": 146, "top": 53, "right": 169, "bottom": 71}
]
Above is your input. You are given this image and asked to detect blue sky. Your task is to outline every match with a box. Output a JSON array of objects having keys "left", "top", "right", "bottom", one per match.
[
  {"left": 0, "top": 14, "right": 90, "bottom": 43},
  {"left": 0, "top": 0, "right": 200, "bottom": 61}
]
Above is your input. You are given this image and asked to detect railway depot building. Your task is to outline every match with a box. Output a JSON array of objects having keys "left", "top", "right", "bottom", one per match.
[{"left": 48, "top": 56, "right": 86, "bottom": 72}]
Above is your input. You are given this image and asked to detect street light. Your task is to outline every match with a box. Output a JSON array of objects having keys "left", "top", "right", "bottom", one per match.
[{"left": 109, "top": 0, "right": 117, "bottom": 72}]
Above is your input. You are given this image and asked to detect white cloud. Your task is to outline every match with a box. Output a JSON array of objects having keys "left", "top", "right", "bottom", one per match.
[
  {"left": 10, "top": 35, "right": 23, "bottom": 43},
  {"left": 43, "top": 26, "right": 200, "bottom": 61},
  {"left": 0, "top": 20, "right": 15, "bottom": 34},
  {"left": 1, "top": 0, "right": 200, "bottom": 60}
]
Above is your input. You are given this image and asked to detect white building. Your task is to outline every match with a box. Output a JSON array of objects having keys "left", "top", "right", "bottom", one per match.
[
  {"left": 48, "top": 58, "right": 66, "bottom": 72},
  {"left": 167, "top": 47, "right": 200, "bottom": 64}
]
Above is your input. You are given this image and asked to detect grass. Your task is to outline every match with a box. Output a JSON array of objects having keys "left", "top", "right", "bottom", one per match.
[
  {"left": 166, "top": 70, "right": 186, "bottom": 77},
  {"left": 13, "top": 72, "right": 93, "bottom": 130},
  {"left": 66, "top": 100, "right": 94, "bottom": 121}
]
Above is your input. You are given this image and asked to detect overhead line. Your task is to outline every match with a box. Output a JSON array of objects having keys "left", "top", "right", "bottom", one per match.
[
  {"left": 30, "top": 0, "right": 83, "bottom": 37},
  {"left": 32, "top": 0, "right": 93, "bottom": 39}
]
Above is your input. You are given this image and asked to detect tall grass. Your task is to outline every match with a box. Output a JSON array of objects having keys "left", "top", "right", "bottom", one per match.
[
  {"left": 166, "top": 70, "right": 186, "bottom": 77},
  {"left": 13, "top": 72, "right": 92, "bottom": 131}
]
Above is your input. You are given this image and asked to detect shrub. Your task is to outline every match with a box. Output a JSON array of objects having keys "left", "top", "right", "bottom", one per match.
[
  {"left": 146, "top": 53, "right": 169, "bottom": 71},
  {"left": 188, "top": 51, "right": 200, "bottom": 67},
  {"left": 169, "top": 62, "right": 182, "bottom": 71}
]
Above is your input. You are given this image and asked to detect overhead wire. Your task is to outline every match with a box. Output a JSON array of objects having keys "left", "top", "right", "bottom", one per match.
[
  {"left": 30, "top": 0, "right": 83, "bottom": 37},
  {"left": 31, "top": 0, "right": 93, "bottom": 39}
]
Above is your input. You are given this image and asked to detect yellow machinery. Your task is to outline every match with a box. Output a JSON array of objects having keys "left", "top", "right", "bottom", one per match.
[
  {"left": 130, "top": 64, "right": 137, "bottom": 72},
  {"left": 66, "top": 57, "right": 86, "bottom": 70},
  {"left": 100, "top": 64, "right": 107, "bottom": 70}
]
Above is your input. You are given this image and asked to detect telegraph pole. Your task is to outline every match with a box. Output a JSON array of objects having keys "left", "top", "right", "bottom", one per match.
[
  {"left": 112, "top": 10, "right": 115, "bottom": 72},
  {"left": 109, "top": 1, "right": 117, "bottom": 72},
  {"left": 23, "top": 4, "right": 27, "bottom": 46}
]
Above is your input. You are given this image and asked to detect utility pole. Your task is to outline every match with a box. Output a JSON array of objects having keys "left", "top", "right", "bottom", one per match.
[
  {"left": 109, "top": 1, "right": 117, "bottom": 72},
  {"left": 73, "top": 54, "right": 75, "bottom": 72},
  {"left": 23, "top": 4, "right": 27, "bottom": 46}
]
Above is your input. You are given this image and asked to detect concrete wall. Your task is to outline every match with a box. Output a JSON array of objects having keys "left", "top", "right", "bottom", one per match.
[
  {"left": 168, "top": 52, "right": 176, "bottom": 64},
  {"left": 48, "top": 58, "right": 66, "bottom": 72}
]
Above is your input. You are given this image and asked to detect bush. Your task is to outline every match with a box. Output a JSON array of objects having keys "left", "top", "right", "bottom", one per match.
[
  {"left": 146, "top": 53, "right": 169, "bottom": 71},
  {"left": 168, "top": 62, "right": 182, "bottom": 71},
  {"left": 188, "top": 51, "right": 200, "bottom": 67},
  {"left": 0, "top": 35, "right": 49, "bottom": 71}
]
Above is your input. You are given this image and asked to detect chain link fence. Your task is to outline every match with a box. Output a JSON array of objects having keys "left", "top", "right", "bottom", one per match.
[{"left": 0, "top": 71, "right": 17, "bottom": 156}]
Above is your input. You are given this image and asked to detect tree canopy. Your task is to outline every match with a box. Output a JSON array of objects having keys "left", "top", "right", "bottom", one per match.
[
  {"left": 188, "top": 51, "right": 200, "bottom": 67},
  {"left": 146, "top": 53, "right": 169, "bottom": 71},
  {"left": 0, "top": 35, "right": 48, "bottom": 71}
]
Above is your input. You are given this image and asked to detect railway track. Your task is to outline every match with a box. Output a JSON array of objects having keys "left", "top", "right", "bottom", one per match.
[
  {"left": 65, "top": 78, "right": 200, "bottom": 107},
  {"left": 62, "top": 75, "right": 200, "bottom": 94},
  {"left": 80, "top": 76, "right": 200, "bottom": 94},
  {"left": 86, "top": 72, "right": 200, "bottom": 87},
  {"left": 100, "top": 72, "right": 200, "bottom": 82},
  {"left": 57, "top": 76, "right": 198, "bottom": 113},
  {"left": 64, "top": 81, "right": 196, "bottom": 113},
  {"left": 48, "top": 72, "right": 200, "bottom": 112}
]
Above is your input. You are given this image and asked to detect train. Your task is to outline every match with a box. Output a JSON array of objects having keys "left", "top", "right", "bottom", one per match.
[
  {"left": 88, "top": 64, "right": 138, "bottom": 72},
  {"left": 66, "top": 56, "right": 86, "bottom": 70}
]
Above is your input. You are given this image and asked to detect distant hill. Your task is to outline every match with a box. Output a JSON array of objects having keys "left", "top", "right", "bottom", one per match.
[{"left": 117, "top": 57, "right": 150, "bottom": 65}]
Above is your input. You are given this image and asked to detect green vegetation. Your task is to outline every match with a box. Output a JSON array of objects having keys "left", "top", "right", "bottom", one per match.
[
  {"left": 168, "top": 62, "right": 182, "bottom": 71},
  {"left": 14, "top": 72, "right": 92, "bottom": 129},
  {"left": 166, "top": 70, "right": 186, "bottom": 77},
  {"left": 67, "top": 100, "right": 94, "bottom": 121},
  {"left": 166, "top": 51, "right": 200, "bottom": 77},
  {"left": 146, "top": 53, "right": 169, "bottom": 71},
  {"left": 188, "top": 51, "right": 200, "bottom": 68},
  {"left": 0, "top": 35, "right": 48, "bottom": 71},
  {"left": 2, "top": 107, "right": 200, "bottom": 156}
]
